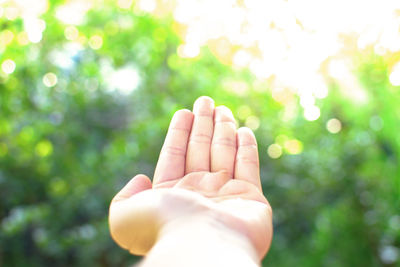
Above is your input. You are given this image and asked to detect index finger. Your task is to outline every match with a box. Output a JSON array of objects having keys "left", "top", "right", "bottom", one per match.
[{"left": 153, "top": 109, "right": 194, "bottom": 185}]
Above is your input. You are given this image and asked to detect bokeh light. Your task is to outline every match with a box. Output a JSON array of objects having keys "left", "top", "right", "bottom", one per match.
[
  {"left": 103, "top": 65, "right": 141, "bottom": 95},
  {"left": 16, "top": 31, "right": 29, "bottom": 45},
  {"left": 303, "top": 105, "right": 321, "bottom": 121},
  {"left": 35, "top": 140, "right": 53, "bottom": 157},
  {"left": 284, "top": 139, "right": 303, "bottom": 155},
  {"left": 177, "top": 43, "right": 200, "bottom": 58},
  {"left": 370, "top": 116, "right": 384, "bottom": 131},
  {"left": 326, "top": 118, "right": 342, "bottom": 134},
  {"left": 64, "top": 26, "right": 79, "bottom": 41},
  {"left": 89, "top": 35, "right": 103, "bottom": 50},
  {"left": 1, "top": 59, "right": 16, "bottom": 74},
  {"left": 267, "top": 144, "right": 282, "bottom": 159},
  {"left": 42, "top": 73, "right": 58, "bottom": 87},
  {"left": 0, "top": 29, "right": 14, "bottom": 46},
  {"left": 245, "top": 116, "right": 260, "bottom": 130}
]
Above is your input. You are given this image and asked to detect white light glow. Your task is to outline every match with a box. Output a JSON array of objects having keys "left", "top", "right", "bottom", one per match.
[
  {"left": 5, "top": 6, "right": 19, "bottom": 20},
  {"left": 304, "top": 105, "right": 320, "bottom": 121},
  {"left": 138, "top": 0, "right": 157, "bottom": 12},
  {"left": 300, "top": 94, "right": 315, "bottom": 108},
  {"left": 177, "top": 43, "right": 200, "bottom": 58},
  {"left": 233, "top": 50, "right": 252, "bottom": 68},
  {"left": 105, "top": 65, "right": 140, "bottom": 95},
  {"left": 389, "top": 62, "right": 400, "bottom": 86},
  {"left": 117, "top": 0, "right": 133, "bottom": 9},
  {"left": 55, "top": 1, "right": 93, "bottom": 25},
  {"left": 2, "top": 59, "right": 16, "bottom": 74},
  {"left": 48, "top": 43, "right": 83, "bottom": 70},
  {"left": 24, "top": 18, "right": 46, "bottom": 43}
]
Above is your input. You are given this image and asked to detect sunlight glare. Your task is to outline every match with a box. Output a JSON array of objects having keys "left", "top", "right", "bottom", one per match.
[{"left": 137, "top": 0, "right": 400, "bottom": 116}]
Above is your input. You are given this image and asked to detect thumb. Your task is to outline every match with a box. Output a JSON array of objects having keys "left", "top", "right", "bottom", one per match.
[{"left": 112, "top": 174, "right": 152, "bottom": 203}]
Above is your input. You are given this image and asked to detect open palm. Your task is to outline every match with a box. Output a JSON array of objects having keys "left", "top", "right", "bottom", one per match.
[{"left": 109, "top": 97, "right": 273, "bottom": 260}]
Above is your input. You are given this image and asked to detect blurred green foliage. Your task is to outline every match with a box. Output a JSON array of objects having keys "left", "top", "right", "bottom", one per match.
[{"left": 0, "top": 1, "right": 400, "bottom": 266}]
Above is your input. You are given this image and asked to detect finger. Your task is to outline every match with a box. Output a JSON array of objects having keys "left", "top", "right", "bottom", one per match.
[
  {"left": 234, "top": 127, "right": 261, "bottom": 190},
  {"left": 186, "top": 96, "right": 214, "bottom": 173},
  {"left": 153, "top": 109, "right": 194, "bottom": 185},
  {"left": 112, "top": 174, "right": 152, "bottom": 203},
  {"left": 211, "top": 106, "right": 237, "bottom": 177}
]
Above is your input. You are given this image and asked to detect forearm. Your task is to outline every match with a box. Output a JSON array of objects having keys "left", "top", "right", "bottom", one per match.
[{"left": 140, "top": 216, "right": 260, "bottom": 267}]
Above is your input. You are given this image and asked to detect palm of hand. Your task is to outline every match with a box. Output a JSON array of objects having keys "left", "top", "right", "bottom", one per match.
[{"left": 109, "top": 97, "right": 272, "bottom": 259}]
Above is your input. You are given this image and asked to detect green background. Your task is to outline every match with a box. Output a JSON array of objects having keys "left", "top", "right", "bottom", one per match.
[{"left": 1, "top": 1, "right": 399, "bottom": 266}]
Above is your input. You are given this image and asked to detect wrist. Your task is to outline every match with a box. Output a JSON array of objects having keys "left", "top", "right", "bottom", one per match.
[{"left": 142, "top": 214, "right": 260, "bottom": 267}]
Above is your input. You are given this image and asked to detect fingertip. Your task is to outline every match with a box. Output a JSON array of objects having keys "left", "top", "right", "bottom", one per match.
[
  {"left": 215, "top": 105, "right": 232, "bottom": 113},
  {"left": 195, "top": 96, "right": 214, "bottom": 105},
  {"left": 131, "top": 174, "right": 153, "bottom": 188},
  {"left": 193, "top": 96, "right": 214, "bottom": 115},
  {"left": 112, "top": 174, "right": 152, "bottom": 203},
  {"left": 237, "top": 127, "right": 257, "bottom": 146},
  {"left": 126, "top": 174, "right": 152, "bottom": 193},
  {"left": 214, "top": 105, "right": 235, "bottom": 122},
  {"left": 174, "top": 108, "right": 193, "bottom": 117},
  {"left": 237, "top": 127, "right": 254, "bottom": 134},
  {"left": 171, "top": 109, "right": 194, "bottom": 128}
]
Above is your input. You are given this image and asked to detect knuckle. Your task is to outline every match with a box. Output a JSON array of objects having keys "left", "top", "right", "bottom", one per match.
[
  {"left": 189, "top": 133, "right": 212, "bottom": 144},
  {"left": 162, "top": 145, "right": 186, "bottom": 157},
  {"left": 212, "top": 137, "right": 236, "bottom": 148},
  {"left": 236, "top": 156, "right": 259, "bottom": 166}
]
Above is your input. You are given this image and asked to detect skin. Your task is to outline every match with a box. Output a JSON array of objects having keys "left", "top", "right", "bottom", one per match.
[{"left": 109, "top": 96, "right": 273, "bottom": 266}]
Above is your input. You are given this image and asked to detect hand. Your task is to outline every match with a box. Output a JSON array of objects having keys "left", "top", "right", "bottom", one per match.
[{"left": 109, "top": 96, "right": 273, "bottom": 261}]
